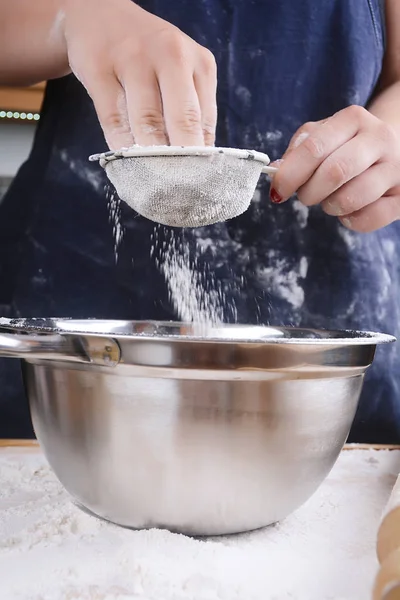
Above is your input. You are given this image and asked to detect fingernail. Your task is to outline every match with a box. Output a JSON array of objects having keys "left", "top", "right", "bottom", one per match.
[
  {"left": 270, "top": 187, "right": 284, "bottom": 204},
  {"left": 326, "top": 200, "right": 344, "bottom": 217},
  {"left": 269, "top": 158, "right": 284, "bottom": 168},
  {"left": 341, "top": 217, "right": 353, "bottom": 229}
]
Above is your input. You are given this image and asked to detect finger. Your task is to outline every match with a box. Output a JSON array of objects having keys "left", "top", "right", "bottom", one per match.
[
  {"left": 272, "top": 106, "right": 374, "bottom": 202},
  {"left": 339, "top": 195, "right": 400, "bottom": 233},
  {"left": 321, "top": 163, "right": 398, "bottom": 217},
  {"left": 88, "top": 73, "right": 134, "bottom": 151},
  {"left": 284, "top": 120, "right": 325, "bottom": 154},
  {"left": 157, "top": 59, "right": 204, "bottom": 146},
  {"left": 297, "top": 132, "right": 385, "bottom": 207},
  {"left": 123, "top": 65, "right": 168, "bottom": 146},
  {"left": 194, "top": 48, "right": 218, "bottom": 146}
]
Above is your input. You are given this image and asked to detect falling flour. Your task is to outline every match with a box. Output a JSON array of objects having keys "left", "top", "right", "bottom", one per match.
[
  {"left": 106, "top": 181, "right": 228, "bottom": 326},
  {"left": 106, "top": 186, "right": 124, "bottom": 262},
  {"left": 151, "top": 225, "right": 227, "bottom": 326}
]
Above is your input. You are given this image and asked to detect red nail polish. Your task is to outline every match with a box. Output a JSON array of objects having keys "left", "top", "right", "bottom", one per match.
[{"left": 270, "top": 187, "right": 284, "bottom": 204}]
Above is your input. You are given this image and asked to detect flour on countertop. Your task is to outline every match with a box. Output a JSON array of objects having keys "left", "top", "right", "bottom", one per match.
[{"left": 0, "top": 447, "right": 398, "bottom": 600}]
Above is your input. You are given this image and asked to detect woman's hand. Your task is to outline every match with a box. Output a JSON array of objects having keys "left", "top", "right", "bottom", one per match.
[
  {"left": 62, "top": 0, "right": 217, "bottom": 149},
  {"left": 270, "top": 105, "right": 400, "bottom": 232}
]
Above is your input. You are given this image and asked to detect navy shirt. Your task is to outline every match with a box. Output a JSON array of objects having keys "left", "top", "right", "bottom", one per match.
[{"left": 0, "top": 0, "right": 399, "bottom": 442}]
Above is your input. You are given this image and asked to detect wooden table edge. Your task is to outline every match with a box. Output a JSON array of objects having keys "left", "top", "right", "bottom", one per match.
[
  {"left": 1, "top": 440, "right": 400, "bottom": 450},
  {"left": 0, "top": 439, "right": 40, "bottom": 447}
]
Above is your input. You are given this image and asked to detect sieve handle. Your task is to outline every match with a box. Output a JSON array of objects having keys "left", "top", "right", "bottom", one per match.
[
  {"left": 0, "top": 332, "right": 120, "bottom": 367},
  {"left": 261, "top": 165, "right": 279, "bottom": 175}
]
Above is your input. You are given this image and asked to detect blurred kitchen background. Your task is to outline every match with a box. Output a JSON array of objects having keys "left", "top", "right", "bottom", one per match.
[{"left": 0, "top": 83, "right": 45, "bottom": 202}]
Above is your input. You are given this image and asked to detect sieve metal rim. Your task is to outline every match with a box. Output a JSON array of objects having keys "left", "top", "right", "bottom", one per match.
[{"left": 88, "top": 145, "right": 276, "bottom": 173}]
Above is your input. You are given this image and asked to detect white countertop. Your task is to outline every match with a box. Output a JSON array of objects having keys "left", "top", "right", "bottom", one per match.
[{"left": 0, "top": 445, "right": 399, "bottom": 600}]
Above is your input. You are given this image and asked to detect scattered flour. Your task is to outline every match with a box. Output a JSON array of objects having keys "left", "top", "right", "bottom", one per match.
[
  {"left": 0, "top": 447, "right": 397, "bottom": 599},
  {"left": 235, "top": 85, "right": 252, "bottom": 106},
  {"left": 337, "top": 224, "right": 358, "bottom": 250},
  {"left": 59, "top": 150, "right": 104, "bottom": 194},
  {"left": 59, "top": 151, "right": 124, "bottom": 262},
  {"left": 265, "top": 130, "right": 283, "bottom": 143},
  {"left": 252, "top": 188, "right": 262, "bottom": 204},
  {"left": 291, "top": 198, "right": 309, "bottom": 229},
  {"left": 257, "top": 253, "right": 308, "bottom": 310},
  {"left": 382, "top": 238, "right": 396, "bottom": 260}
]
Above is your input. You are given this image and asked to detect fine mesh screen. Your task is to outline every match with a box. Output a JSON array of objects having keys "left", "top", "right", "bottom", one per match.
[{"left": 104, "top": 153, "right": 264, "bottom": 228}]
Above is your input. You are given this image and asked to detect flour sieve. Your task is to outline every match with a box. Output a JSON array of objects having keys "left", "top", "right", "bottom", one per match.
[{"left": 89, "top": 145, "right": 278, "bottom": 228}]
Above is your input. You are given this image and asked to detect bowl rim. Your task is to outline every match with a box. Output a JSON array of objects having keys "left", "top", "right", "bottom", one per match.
[{"left": 0, "top": 318, "right": 395, "bottom": 346}]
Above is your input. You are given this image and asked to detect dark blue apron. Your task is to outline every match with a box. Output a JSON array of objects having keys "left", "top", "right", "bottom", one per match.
[{"left": 1, "top": 0, "right": 398, "bottom": 442}]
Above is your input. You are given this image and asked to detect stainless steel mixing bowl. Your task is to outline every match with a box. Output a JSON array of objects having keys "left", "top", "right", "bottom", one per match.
[{"left": 0, "top": 318, "right": 395, "bottom": 536}]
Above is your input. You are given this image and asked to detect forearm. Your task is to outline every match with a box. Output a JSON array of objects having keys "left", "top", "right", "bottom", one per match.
[
  {"left": 368, "top": 80, "right": 400, "bottom": 137},
  {"left": 0, "top": 0, "right": 70, "bottom": 86},
  {"left": 367, "top": 0, "right": 400, "bottom": 135}
]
